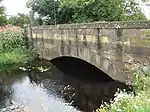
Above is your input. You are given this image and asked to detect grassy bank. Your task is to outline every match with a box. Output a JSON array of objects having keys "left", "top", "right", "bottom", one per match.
[
  {"left": 0, "top": 29, "right": 34, "bottom": 72},
  {"left": 96, "top": 67, "right": 150, "bottom": 112}
]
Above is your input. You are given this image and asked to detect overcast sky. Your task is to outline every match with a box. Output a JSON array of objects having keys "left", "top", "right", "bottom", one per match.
[{"left": 1, "top": 0, "right": 31, "bottom": 16}]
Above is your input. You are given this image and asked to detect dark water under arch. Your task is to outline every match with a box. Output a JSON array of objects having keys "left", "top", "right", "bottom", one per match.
[{"left": 50, "top": 56, "right": 113, "bottom": 82}]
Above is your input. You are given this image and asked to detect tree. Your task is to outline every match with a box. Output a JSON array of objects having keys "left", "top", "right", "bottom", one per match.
[
  {"left": 27, "top": 0, "right": 147, "bottom": 25},
  {"left": 9, "top": 13, "right": 30, "bottom": 27},
  {"left": 27, "top": 0, "right": 60, "bottom": 25},
  {"left": 65, "top": 0, "right": 125, "bottom": 22},
  {"left": 0, "top": 6, "right": 8, "bottom": 26},
  {"left": 61, "top": 0, "right": 146, "bottom": 22}
]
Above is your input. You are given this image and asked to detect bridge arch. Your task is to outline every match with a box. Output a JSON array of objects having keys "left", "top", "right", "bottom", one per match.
[
  {"left": 41, "top": 44, "right": 130, "bottom": 84},
  {"left": 50, "top": 56, "right": 113, "bottom": 82}
]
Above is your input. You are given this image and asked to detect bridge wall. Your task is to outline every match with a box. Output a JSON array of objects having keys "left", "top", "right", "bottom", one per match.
[{"left": 26, "top": 21, "right": 150, "bottom": 83}]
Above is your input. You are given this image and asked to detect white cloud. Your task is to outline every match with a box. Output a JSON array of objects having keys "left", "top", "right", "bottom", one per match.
[
  {"left": 1, "top": 0, "right": 31, "bottom": 16},
  {"left": 139, "top": 1, "right": 150, "bottom": 19}
]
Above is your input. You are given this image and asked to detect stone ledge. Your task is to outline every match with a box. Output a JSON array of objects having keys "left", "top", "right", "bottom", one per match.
[{"left": 31, "top": 21, "right": 150, "bottom": 30}]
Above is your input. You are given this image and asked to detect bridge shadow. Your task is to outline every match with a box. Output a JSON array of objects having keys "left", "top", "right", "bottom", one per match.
[{"left": 50, "top": 56, "right": 114, "bottom": 83}]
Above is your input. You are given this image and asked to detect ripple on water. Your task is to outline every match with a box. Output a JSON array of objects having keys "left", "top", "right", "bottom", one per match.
[{"left": 8, "top": 76, "right": 81, "bottom": 112}]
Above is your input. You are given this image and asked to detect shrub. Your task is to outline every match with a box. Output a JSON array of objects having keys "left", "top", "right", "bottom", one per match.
[
  {"left": 96, "top": 68, "right": 150, "bottom": 112},
  {"left": 0, "top": 30, "right": 34, "bottom": 72},
  {"left": 132, "top": 70, "right": 150, "bottom": 93},
  {"left": 0, "top": 30, "right": 25, "bottom": 52}
]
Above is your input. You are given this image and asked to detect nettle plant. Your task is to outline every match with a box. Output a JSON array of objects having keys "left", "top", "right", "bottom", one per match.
[{"left": 0, "top": 30, "right": 26, "bottom": 52}]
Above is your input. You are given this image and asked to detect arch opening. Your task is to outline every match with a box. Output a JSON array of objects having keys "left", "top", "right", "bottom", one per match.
[{"left": 50, "top": 56, "right": 113, "bottom": 82}]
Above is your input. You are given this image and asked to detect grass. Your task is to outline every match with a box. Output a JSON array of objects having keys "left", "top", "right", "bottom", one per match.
[
  {"left": 0, "top": 48, "right": 34, "bottom": 72},
  {"left": 96, "top": 68, "right": 150, "bottom": 112}
]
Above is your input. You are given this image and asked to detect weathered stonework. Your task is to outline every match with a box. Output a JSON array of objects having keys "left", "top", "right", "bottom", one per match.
[{"left": 26, "top": 21, "right": 150, "bottom": 84}]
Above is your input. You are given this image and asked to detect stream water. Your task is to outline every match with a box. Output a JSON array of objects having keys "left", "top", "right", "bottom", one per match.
[{"left": 0, "top": 62, "right": 128, "bottom": 112}]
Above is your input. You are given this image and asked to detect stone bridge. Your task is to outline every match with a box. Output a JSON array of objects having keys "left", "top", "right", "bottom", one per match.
[{"left": 25, "top": 21, "right": 150, "bottom": 84}]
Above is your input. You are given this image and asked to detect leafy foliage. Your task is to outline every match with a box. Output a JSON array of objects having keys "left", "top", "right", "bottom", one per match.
[
  {"left": 33, "top": 17, "right": 43, "bottom": 25},
  {"left": 0, "top": 6, "right": 8, "bottom": 26},
  {"left": 70, "top": 0, "right": 125, "bottom": 22},
  {"left": 27, "top": 0, "right": 147, "bottom": 24},
  {"left": 0, "top": 31, "right": 25, "bottom": 52},
  {"left": 30, "top": 0, "right": 60, "bottom": 25},
  {"left": 0, "top": 30, "right": 35, "bottom": 72},
  {"left": 96, "top": 68, "right": 150, "bottom": 112},
  {"left": 9, "top": 13, "right": 30, "bottom": 27},
  {"left": 0, "top": 48, "right": 33, "bottom": 72},
  {"left": 97, "top": 90, "right": 150, "bottom": 112}
]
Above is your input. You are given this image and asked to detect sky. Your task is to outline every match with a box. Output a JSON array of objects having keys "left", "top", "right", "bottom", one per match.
[
  {"left": 138, "top": 1, "right": 150, "bottom": 19},
  {"left": 1, "top": 0, "right": 31, "bottom": 16}
]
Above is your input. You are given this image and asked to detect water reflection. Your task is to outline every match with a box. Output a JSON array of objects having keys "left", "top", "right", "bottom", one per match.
[
  {"left": 0, "top": 65, "right": 128, "bottom": 112},
  {"left": 11, "top": 76, "right": 80, "bottom": 112}
]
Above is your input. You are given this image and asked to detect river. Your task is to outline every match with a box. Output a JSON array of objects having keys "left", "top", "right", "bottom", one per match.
[{"left": 0, "top": 61, "right": 128, "bottom": 112}]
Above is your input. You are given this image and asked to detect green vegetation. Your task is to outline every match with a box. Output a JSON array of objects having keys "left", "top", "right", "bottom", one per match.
[
  {"left": 27, "top": 0, "right": 147, "bottom": 25},
  {"left": 96, "top": 67, "right": 150, "bottom": 112},
  {"left": 0, "top": 30, "right": 34, "bottom": 72},
  {"left": 0, "top": 6, "right": 8, "bottom": 26},
  {"left": 8, "top": 13, "right": 30, "bottom": 27}
]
